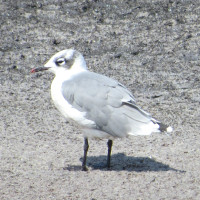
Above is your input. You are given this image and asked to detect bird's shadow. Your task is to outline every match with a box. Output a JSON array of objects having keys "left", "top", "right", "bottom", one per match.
[{"left": 64, "top": 153, "right": 184, "bottom": 172}]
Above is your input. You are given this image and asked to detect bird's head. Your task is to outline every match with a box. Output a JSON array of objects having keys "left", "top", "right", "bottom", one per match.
[{"left": 31, "top": 49, "right": 87, "bottom": 75}]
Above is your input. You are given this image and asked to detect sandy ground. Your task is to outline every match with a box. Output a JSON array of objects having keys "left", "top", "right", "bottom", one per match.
[{"left": 1, "top": 0, "right": 200, "bottom": 199}]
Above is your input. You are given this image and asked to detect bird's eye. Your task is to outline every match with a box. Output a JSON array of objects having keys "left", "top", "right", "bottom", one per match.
[{"left": 55, "top": 58, "right": 66, "bottom": 66}]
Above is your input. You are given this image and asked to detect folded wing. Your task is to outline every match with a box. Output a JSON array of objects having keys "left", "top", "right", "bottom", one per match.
[{"left": 62, "top": 71, "right": 160, "bottom": 137}]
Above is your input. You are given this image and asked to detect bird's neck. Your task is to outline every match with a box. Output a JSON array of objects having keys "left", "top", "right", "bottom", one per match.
[{"left": 54, "top": 67, "right": 87, "bottom": 83}]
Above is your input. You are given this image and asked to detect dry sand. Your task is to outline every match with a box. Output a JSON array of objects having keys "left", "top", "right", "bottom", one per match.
[{"left": 1, "top": 0, "right": 200, "bottom": 199}]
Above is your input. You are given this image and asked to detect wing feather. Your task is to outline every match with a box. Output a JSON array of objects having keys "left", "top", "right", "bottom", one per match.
[{"left": 62, "top": 71, "right": 155, "bottom": 137}]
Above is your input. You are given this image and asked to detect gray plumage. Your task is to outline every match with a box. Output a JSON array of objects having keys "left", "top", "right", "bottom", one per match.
[{"left": 62, "top": 71, "right": 154, "bottom": 138}]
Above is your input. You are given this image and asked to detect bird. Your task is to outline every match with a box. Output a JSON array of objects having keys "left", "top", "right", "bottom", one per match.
[{"left": 31, "top": 49, "right": 173, "bottom": 171}]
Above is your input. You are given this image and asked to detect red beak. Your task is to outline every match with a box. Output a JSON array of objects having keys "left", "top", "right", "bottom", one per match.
[{"left": 31, "top": 67, "right": 49, "bottom": 73}]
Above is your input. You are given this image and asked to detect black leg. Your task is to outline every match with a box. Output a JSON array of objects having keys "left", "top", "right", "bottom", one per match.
[
  {"left": 107, "top": 139, "right": 113, "bottom": 169},
  {"left": 82, "top": 138, "right": 89, "bottom": 171}
]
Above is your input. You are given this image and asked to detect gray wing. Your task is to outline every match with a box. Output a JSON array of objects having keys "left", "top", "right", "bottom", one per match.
[{"left": 62, "top": 71, "right": 152, "bottom": 137}]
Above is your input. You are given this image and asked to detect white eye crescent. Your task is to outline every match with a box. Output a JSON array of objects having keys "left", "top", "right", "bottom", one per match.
[{"left": 55, "top": 58, "right": 66, "bottom": 66}]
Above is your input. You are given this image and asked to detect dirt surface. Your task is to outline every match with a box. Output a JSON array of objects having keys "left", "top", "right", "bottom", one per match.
[{"left": 1, "top": 0, "right": 200, "bottom": 199}]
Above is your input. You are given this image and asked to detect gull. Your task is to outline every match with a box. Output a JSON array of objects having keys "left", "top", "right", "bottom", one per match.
[{"left": 31, "top": 49, "right": 173, "bottom": 171}]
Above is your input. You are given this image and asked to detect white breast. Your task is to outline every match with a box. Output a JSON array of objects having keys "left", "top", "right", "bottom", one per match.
[{"left": 50, "top": 73, "right": 96, "bottom": 128}]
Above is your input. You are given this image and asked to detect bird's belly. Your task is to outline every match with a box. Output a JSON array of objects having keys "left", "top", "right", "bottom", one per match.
[{"left": 82, "top": 128, "right": 116, "bottom": 139}]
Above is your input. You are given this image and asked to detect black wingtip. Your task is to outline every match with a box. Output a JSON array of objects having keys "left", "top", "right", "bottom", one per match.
[{"left": 158, "top": 122, "right": 173, "bottom": 133}]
